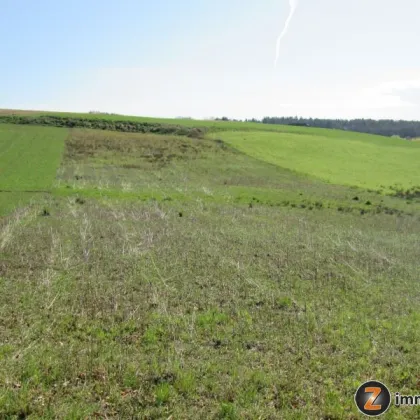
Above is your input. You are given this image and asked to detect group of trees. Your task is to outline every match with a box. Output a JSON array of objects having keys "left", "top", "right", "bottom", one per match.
[
  {"left": 241, "top": 117, "right": 420, "bottom": 139},
  {"left": 261, "top": 117, "right": 420, "bottom": 139}
]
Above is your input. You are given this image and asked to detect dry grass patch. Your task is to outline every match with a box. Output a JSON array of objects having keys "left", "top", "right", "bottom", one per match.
[{"left": 1, "top": 197, "right": 419, "bottom": 418}]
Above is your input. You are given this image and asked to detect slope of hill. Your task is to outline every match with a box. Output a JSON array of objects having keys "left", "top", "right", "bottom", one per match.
[
  {"left": 216, "top": 130, "right": 420, "bottom": 191},
  {"left": 1, "top": 109, "right": 412, "bottom": 139},
  {"left": 1, "top": 115, "right": 420, "bottom": 419}
]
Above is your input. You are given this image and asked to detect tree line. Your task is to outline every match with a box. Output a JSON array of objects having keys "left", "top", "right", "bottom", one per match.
[{"left": 223, "top": 117, "right": 420, "bottom": 139}]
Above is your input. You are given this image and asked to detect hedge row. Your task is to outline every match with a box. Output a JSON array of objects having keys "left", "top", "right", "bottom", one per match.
[{"left": 0, "top": 115, "right": 207, "bottom": 138}]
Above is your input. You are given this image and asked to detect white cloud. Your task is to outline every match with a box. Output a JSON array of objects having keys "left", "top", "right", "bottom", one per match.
[{"left": 359, "top": 78, "right": 420, "bottom": 108}]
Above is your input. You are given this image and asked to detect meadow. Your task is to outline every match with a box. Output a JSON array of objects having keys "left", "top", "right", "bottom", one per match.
[
  {"left": 0, "top": 124, "right": 66, "bottom": 192},
  {"left": 1, "top": 118, "right": 420, "bottom": 418},
  {"left": 216, "top": 131, "right": 420, "bottom": 192},
  {"left": 0, "top": 124, "right": 67, "bottom": 216}
]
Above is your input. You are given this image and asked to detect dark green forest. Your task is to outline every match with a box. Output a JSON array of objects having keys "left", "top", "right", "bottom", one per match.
[{"left": 234, "top": 117, "right": 420, "bottom": 139}]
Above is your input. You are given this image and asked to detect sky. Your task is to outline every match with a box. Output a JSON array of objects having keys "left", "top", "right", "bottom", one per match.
[{"left": 1, "top": 0, "right": 420, "bottom": 120}]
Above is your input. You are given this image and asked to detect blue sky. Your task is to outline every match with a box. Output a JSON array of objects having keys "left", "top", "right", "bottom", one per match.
[{"left": 2, "top": 0, "right": 420, "bottom": 120}]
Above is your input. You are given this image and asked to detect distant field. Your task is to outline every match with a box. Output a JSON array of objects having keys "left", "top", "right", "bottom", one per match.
[
  {"left": 0, "top": 108, "right": 408, "bottom": 140},
  {"left": 0, "top": 124, "right": 67, "bottom": 215},
  {"left": 0, "top": 109, "right": 39, "bottom": 116},
  {"left": 0, "top": 124, "right": 67, "bottom": 191},
  {"left": 52, "top": 128, "right": 418, "bottom": 215},
  {"left": 217, "top": 130, "right": 420, "bottom": 191},
  {"left": 0, "top": 109, "right": 300, "bottom": 132}
]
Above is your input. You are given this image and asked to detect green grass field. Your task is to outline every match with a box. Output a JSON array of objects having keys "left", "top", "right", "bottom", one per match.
[
  {"left": 216, "top": 131, "right": 420, "bottom": 191},
  {"left": 0, "top": 124, "right": 67, "bottom": 191},
  {"left": 1, "top": 118, "right": 420, "bottom": 418},
  {"left": 0, "top": 124, "right": 67, "bottom": 216}
]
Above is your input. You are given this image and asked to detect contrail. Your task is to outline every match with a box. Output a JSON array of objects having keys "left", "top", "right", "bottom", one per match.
[{"left": 274, "top": 0, "right": 299, "bottom": 68}]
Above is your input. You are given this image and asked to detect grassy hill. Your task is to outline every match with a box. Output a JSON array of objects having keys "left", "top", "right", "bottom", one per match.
[
  {"left": 1, "top": 114, "right": 420, "bottom": 418},
  {"left": 216, "top": 130, "right": 420, "bottom": 191},
  {"left": 0, "top": 108, "right": 405, "bottom": 137}
]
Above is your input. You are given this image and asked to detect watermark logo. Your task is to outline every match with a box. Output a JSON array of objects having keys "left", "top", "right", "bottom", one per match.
[{"left": 354, "top": 380, "right": 391, "bottom": 417}]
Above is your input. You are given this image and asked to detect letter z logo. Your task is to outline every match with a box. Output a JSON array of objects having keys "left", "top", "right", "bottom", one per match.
[
  {"left": 355, "top": 381, "right": 391, "bottom": 416},
  {"left": 364, "top": 387, "right": 382, "bottom": 411}
]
